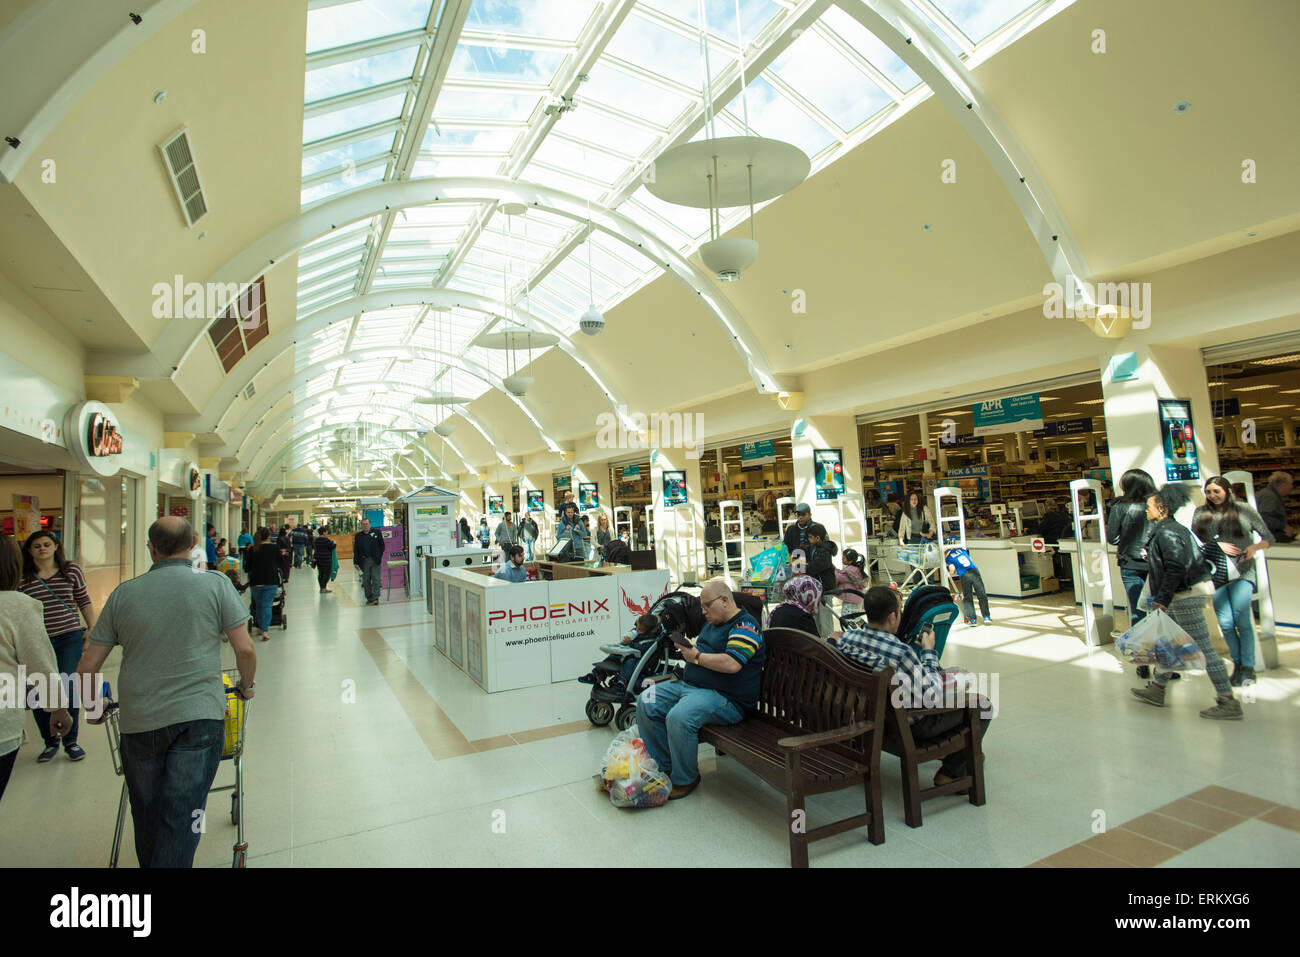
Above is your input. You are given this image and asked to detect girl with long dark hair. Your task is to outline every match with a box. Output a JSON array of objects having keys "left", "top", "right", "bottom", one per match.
[
  {"left": 1193, "top": 476, "right": 1273, "bottom": 686},
  {"left": 897, "top": 491, "right": 935, "bottom": 545},
  {"left": 19, "top": 530, "right": 98, "bottom": 761},
  {"left": 245, "top": 527, "right": 280, "bottom": 641},
  {"left": 1130, "top": 484, "right": 1241, "bottom": 719}
]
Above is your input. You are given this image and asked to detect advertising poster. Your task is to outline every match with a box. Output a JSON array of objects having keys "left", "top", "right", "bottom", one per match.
[
  {"left": 578, "top": 482, "right": 598, "bottom": 510},
  {"left": 663, "top": 470, "right": 687, "bottom": 507},
  {"left": 465, "top": 591, "right": 483, "bottom": 685},
  {"left": 526, "top": 489, "right": 544, "bottom": 512},
  {"left": 487, "top": 495, "right": 504, "bottom": 515},
  {"left": 972, "top": 392, "right": 1043, "bottom": 436},
  {"left": 12, "top": 495, "right": 40, "bottom": 540},
  {"left": 814, "top": 448, "right": 844, "bottom": 501},
  {"left": 1158, "top": 399, "right": 1200, "bottom": 481},
  {"left": 433, "top": 577, "right": 447, "bottom": 653},
  {"left": 878, "top": 479, "right": 904, "bottom": 505},
  {"left": 448, "top": 586, "right": 463, "bottom": 666}
]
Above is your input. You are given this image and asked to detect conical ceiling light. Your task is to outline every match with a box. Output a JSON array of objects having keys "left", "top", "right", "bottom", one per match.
[
  {"left": 433, "top": 422, "right": 456, "bottom": 437},
  {"left": 503, "top": 374, "right": 533, "bottom": 396}
]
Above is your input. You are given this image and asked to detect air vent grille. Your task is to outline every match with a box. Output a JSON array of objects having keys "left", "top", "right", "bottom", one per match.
[
  {"left": 244, "top": 382, "right": 256, "bottom": 401},
  {"left": 158, "top": 127, "right": 208, "bottom": 226}
]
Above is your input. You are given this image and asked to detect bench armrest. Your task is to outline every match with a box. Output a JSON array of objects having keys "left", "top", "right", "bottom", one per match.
[{"left": 776, "top": 719, "right": 875, "bottom": 752}]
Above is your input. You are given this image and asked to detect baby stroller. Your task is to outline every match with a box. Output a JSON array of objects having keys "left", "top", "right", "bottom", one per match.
[
  {"left": 247, "top": 578, "right": 288, "bottom": 632},
  {"left": 824, "top": 584, "right": 958, "bottom": 658},
  {"left": 582, "top": 586, "right": 766, "bottom": 732}
]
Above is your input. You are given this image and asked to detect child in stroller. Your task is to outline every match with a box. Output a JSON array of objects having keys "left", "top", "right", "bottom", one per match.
[{"left": 578, "top": 614, "right": 663, "bottom": 692}]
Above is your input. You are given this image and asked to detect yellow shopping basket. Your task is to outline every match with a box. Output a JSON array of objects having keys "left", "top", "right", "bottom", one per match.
[{"left": 220, "top": 672, "right": 247, "bottom": 758}]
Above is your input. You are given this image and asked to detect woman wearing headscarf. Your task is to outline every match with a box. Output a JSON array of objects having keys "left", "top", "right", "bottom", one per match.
[
  {"left": 766, "top": 574, "right": 824, "bottom": 636},
  {"left": 1130, "top": 483, "right": 1241, "bottom": 719}
]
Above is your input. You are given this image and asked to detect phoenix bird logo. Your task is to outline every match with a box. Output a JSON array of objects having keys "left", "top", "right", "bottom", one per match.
[{"left": 622, "top": 582, "right": 671, "bottom": 616}]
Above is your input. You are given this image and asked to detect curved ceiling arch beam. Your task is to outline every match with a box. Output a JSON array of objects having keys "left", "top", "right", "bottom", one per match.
[
  {"left": 244, "top": 397, "right": 488, "bottom": 483},
  {"left": 839, "top": 0, "right": 1090, "bottom": 301},
  {"left": 0, "top": 0, "right": 201, "bottom": 184},
  {"left": 170, "top": 288, "right": 627, "bottom": 441},
  {"left": 265, "top": 448, "right": 431, "bottom": 495},
  {"left": 222, "top": 345, "right": 551, "bottom": 460},
  {"left": 134, "top": 178, "right": 786, "bottom": 394},
  {"left": 241, "top": 389, "right": 513, "bottom": 477},
  {"left": 249, "top": 417, "right": 464, "bottom": 489}
]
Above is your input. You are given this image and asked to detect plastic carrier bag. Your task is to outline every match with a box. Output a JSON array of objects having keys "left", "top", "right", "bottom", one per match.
[
  {"left": 748, "top": 543, "right": 788, "bottom": 584},
  {"left": 599, "top": 725, "right": 670, "bottom": 809},
  {"left": 1115, "top": 609, "right": 1206, "bottom": 672}
]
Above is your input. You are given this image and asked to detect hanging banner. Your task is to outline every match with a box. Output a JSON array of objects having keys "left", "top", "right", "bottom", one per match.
[
  {"left": 526, "top": 490, "right": 544, "bottom": 512},
  {"left": 621, "top": 464, "right": 641, "bottom": 480},
  {"left": 814, "top": 448, "right": 844, "bottom": 501},
  {"left": 972, "top": 392, "right": 1043, "bottom": 437},
  {"left": 740, "top": 440, "right": 776, "bottom": 465},
  {"left": 12, "top": 495, "right": 40, "bottom": 540},
  {"left": 1158, "top": 399, "right": 1200, "bottom": 481},
  {"left": 578, "top": 482, "right": 599, "bottom": 510},
  {"left": 663, "top": 471, "right": 687, "bottom": 507},
  {"left": 554, "top": 474, "right": 570, "bottom": 490}
]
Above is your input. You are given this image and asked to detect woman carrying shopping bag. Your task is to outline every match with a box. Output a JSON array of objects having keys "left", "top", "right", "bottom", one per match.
[
  {"left": 1130, "top": 484, "right": 1241, "bottom": 719},
  {"left": 1193, "top": 476, "right": 1273, "bottom": 686}
]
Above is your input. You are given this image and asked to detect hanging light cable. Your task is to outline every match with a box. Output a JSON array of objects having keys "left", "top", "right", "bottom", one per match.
[{"left": 578, "top": 140, "right": 605, "bottom": 336}]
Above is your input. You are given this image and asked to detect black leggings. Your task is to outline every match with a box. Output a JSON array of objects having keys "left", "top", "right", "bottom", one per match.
[
  {"left": 0, "top": 747, "right": 16, "bottom": 802},
  {"left": 318, "top": 563, "right": 331, "bottom": 590}
]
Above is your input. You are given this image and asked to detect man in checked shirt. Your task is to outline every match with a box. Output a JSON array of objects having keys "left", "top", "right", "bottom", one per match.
[{"left": 830, "top": 586, "right": 992, "bottom": 792}]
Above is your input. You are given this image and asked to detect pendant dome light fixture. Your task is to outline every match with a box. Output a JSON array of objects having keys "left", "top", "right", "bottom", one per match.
[
  {"left": 578, "top": 141, "right": 605, "bottom": 336},
  {"left": 645, "top": 0, "right": 809, "bottom": 282}
]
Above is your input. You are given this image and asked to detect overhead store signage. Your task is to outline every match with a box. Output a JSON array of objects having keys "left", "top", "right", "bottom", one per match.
[
  {"left": 1032, "top": 417, "right": 1093, "bottom": 438},
  {"left": 186, "top": 462, "right": 203, "bottom": 500},
  {"left": 862, "top": 444, "right": 896, "bottom": 458},
  {"left": 228, "top": 487, "right": 243, "bottom": 506},
  {"left": 1157, "top": 399, "right": 1200, "bottom": 482},
  {"left": 64, "top": 401, "right": 125, "bottom": 477},
  {"left": 740, "top": 440, "right": 776, "bottom": 465},
  {"left": 1211, "top": 398, "right": 1239, "bottom": 418},
  {"left": 972, "top": 392, "right": 1043, "bottom": 437},
  {"left": 555, "top": 474, "right": 571, "bottom": 489},
  {"left": 814, "top": 448, "right": 844, "bottom": 501},
  {"left": 947, "top": 465, "right": 989, "bottom": 478},
  {"left": 941, "top": 433, "right": 985, "bottom": 448},
  {"left": 621, "top": 465, "right": 640, "bottom": 479}
]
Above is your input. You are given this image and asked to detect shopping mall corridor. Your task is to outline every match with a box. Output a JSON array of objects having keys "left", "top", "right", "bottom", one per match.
[{"left": 2, "top": 568, "right": 1298, "bottom": 868}]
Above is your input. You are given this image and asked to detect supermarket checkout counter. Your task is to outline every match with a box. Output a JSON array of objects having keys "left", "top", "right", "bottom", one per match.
[
  {"left": 428, "top": 561, "right": 670, "bottom": 692},
  {"left": 867, "top": 536, "right": 1056, "bottom": 598}
]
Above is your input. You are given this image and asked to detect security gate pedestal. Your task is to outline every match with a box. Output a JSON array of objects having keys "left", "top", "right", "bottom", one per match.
[{"left": 1071, "top": 479, "right": 1114, "bottom": 647}]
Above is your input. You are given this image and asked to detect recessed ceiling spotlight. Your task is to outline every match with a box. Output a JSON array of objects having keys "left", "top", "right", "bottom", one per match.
[
  {"left": 922, "top": 222, "right": 932, "bottom": 231},
  {"left": 153, "top": 90, "right": 167, "bottom": 105},
  {"left": 1173, "top": 99, "right": 1191, "bottom": 115}
]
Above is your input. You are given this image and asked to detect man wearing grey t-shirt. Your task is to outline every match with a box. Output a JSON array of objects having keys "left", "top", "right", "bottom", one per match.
[{"left": 77, "top": 517, "right": 256, "bottom": 868}]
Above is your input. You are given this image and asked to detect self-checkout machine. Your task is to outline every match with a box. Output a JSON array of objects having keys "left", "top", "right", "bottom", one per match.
[
  {"left": 718, "top": 499, "right": 747, "bottom": 585},
  {"left": 1224, "top": 470, "right": 1278, "bottom": 670},
  {"left": 400, "top": 485, "right": 493, "bottom": 605},
  {"left": 1070, "top": 478, "right": 1114, "bottom": 646},
  {"left": 934, "top": 486, "right": 967, "bottom": 591}
]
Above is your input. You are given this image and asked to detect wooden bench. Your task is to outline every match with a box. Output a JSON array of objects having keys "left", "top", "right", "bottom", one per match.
[
  {"left": 881, "top": 685, "right": 987, "bottom": 828},
  {"left": 697, "top": 627, "right": 892, "bottom": 868}
]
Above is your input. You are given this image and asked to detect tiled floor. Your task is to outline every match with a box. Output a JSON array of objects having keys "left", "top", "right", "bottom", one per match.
[{"left": 1, "top": 572, "right": 1297, "bottom": 868}]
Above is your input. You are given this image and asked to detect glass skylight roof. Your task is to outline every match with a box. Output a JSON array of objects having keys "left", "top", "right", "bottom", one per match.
[{"left": 289, "top": 0, "right": 1060, "bottom": 447}]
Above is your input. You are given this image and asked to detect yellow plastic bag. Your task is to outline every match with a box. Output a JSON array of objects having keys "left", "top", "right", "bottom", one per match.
[{"left": 220, "top": 673, "right": 245, "bottom": 757}]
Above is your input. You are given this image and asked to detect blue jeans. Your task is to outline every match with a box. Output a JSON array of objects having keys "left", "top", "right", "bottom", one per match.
[
  {"left": 1213, "top": 578, "right": 1256, "bottom": 667},
  {"left": 251, "top": 584, "right": 277, "bottom": 633},
  {"left": 523, "top": 539, "right": 534, "bottom": 561},
  {"left": 636, "top": 680, "right": 744, "bottom": 786},
  {"left": 120, "top": 719, "right": 224, "bottom": 868},
  {"left": 32, "top": 629, "right": 83, "bottom": 748},
  {"left": 1120, "top": 567, "right": 1147, "bottom": 627}
]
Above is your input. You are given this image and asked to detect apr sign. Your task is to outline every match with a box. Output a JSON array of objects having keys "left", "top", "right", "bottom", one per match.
[{"left": 972, "top": 393, "right": 1043, "bottom": 437}]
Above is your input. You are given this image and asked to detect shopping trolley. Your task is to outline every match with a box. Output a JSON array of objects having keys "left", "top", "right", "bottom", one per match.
[
  {"left": 882, "top": 543, "right": 943, "bottom": 594},
  {"left": 104, "top": 668, "right": 252, "bottom": 868}
]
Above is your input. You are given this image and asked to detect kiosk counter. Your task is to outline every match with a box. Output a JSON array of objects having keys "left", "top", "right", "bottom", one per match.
[{"left": 431, "top": 562, "right": 671, "bottom": 692}]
